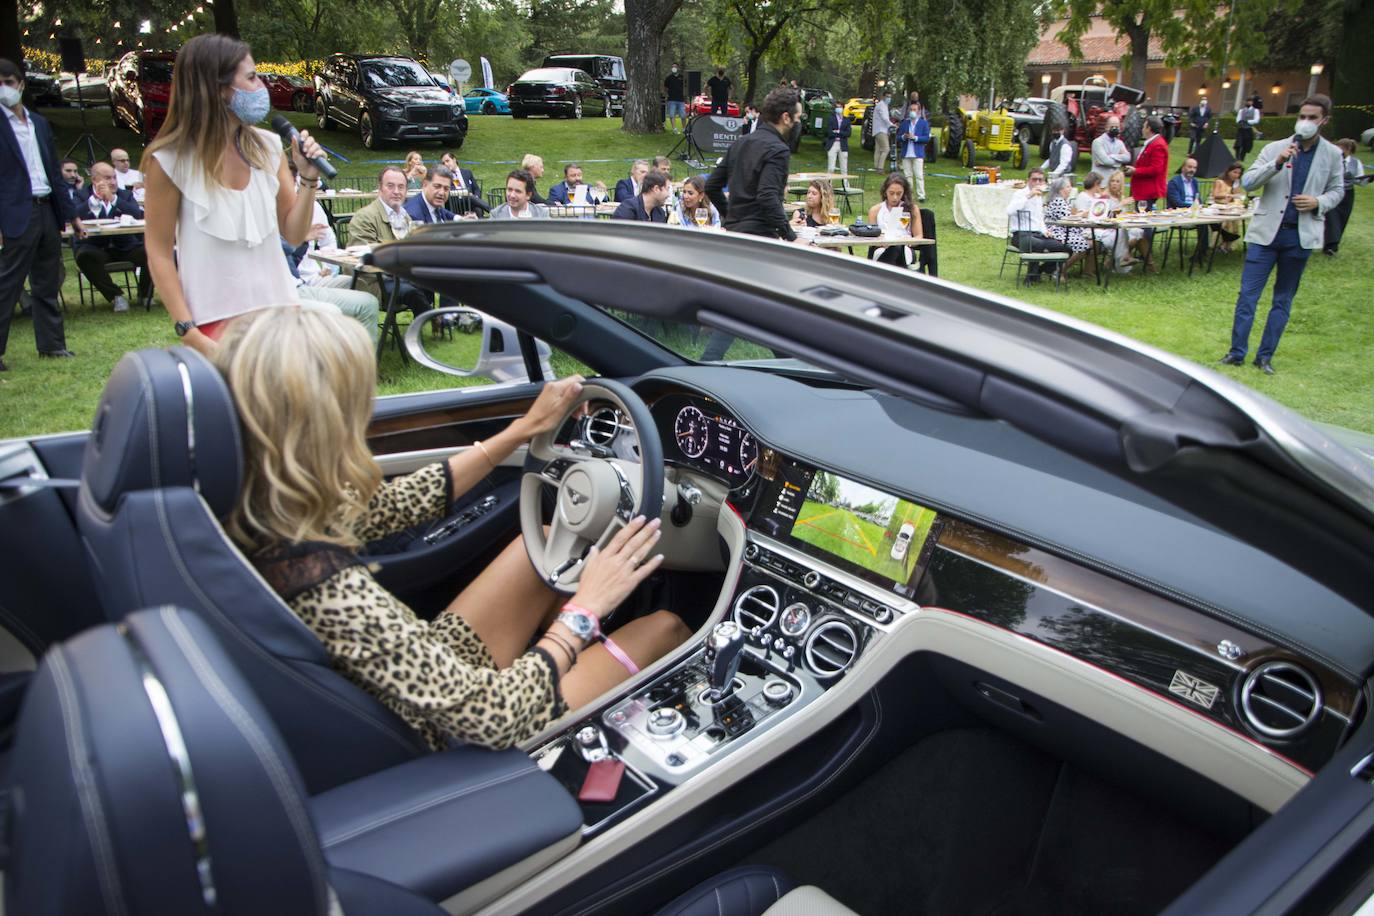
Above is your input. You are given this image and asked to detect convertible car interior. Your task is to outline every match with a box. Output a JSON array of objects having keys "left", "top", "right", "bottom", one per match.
[{"left": 1, "top": 220, "right": 1373, "bottom": 915}]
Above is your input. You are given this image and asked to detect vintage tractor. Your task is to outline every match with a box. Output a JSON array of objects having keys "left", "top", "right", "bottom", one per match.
[
  {"left": 944, "top": 103, "right": 1029, "bottom": 169},
  {"left": 1039, "top": 75, "right": 1146, "bottom": 168}
]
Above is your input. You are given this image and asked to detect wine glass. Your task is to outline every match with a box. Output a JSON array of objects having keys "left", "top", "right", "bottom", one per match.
[
  {"left": 898, "top": 211, "right": 911, "bottom": 232},
  {"left": 695, "top": 207, "right": 709, "bottom": 226},
  {"left": 827, "top": 207, "right": 841, "bottom": 226}
]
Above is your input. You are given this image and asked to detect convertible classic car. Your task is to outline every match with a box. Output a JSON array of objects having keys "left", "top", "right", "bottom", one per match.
[{"left": 2, "top": 220, "right": 1374, "bottom": 915}]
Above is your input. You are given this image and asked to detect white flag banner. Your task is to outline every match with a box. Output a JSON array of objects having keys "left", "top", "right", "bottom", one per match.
[{"left": 480, "top": 57, "right": 494, "bottom": 90}]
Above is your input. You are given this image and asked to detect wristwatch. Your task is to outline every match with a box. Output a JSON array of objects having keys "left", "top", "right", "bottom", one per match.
[
  {"left": 174, "top": 320, "right": 196, "bottom": 337},
  {"left": 557, "top": 607, "right": 601, "bottom": 644}
]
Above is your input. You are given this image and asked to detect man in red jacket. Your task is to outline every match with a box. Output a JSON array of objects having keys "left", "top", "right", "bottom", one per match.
[{"left": 1125, "top": 115, "right": 1168, "bottom": 270}]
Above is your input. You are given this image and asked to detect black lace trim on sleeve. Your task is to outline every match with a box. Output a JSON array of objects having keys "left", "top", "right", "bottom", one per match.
[
  {"left": 529, "top": 646, "right": 568, "bottom": 719},
  {"left": 252, "top": 541, "right": 362, "bottom": 603},
  {"left": 438, "top": 460, "right": 455, "bottom": 509}
]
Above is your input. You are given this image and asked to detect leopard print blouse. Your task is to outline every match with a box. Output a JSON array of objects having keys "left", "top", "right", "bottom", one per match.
[{"left": 253, "top": 463, "right": 565, "bottom": 751}]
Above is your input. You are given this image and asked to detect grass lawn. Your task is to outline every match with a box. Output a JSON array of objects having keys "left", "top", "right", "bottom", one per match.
[{"left": 2, "top": 106, "right": 1370, "bottom": 440}]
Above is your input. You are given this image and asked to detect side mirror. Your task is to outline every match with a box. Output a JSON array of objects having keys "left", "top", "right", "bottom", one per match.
[{"left": 405, "top": 307, "right": 556, "bottom": 383}]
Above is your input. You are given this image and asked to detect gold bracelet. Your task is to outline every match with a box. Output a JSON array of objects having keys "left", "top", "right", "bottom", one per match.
[{"left": 474, "top": 440, "right": 496, "bottom": 468}]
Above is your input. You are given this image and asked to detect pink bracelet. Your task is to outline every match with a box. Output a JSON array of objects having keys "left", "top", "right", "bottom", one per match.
[
  {"left": 561, "top": 602, "right": 601, "bottom": 626},
  {"left": 600, "top": 636, "right": 639, "bottom": 676}
]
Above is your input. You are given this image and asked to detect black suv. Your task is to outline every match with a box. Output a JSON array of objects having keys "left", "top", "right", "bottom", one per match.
[
  {"left": 541, "top": 54, "right": 626, "bottom": 115},
  {"left": 314, "top": 54, "right": 468, "bottom": 150}
]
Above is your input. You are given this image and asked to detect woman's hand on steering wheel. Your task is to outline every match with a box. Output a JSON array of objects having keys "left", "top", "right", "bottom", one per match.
[
  {"left": 569, "top": 516, "right": 663, "bottom": 618},
  {"left": 514, "top": 375, "right": 585, "bottom": 440}
]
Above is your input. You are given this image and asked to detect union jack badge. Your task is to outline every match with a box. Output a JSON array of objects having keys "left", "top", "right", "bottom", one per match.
[{"left": 1169, "top": 670, "right": 1220, "bottom": 709}]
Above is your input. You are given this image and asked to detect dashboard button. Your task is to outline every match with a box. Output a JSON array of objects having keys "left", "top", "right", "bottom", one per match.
[
  {"left": 874, "top": 607, "right": 894, "bottom": 624},
  {"left": 744, "top": 543, "right": 760, "bottom": 562}
]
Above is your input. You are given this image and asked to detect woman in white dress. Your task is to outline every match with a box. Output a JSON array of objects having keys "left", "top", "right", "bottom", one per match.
[
  {"left": 143, "top": 33, "right": 335, "bottom": 356},
  {"left": 1105, "top": 170, "right": 1147, "bottom": 269},
  {"left": 865, "top": 173, "right": 923, "bottom": 267}
]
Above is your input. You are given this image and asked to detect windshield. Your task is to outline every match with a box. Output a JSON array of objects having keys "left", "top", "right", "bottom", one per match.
[
  {"left": 140, "top": 60, "right": 174, "bottom": 82},
  {"left": 363, "top": 59, "right": 431, "bottom": 88},
  {"left": 520, "top": 69, "right": 574, "bottom": 82},
  {"left": 595, "top": 307, "right": 828, "bottom": 374}
]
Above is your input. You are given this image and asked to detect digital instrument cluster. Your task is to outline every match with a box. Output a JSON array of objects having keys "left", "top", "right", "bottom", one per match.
[{"left": 655, "top": 395, "right": 759, "bottom": 487}]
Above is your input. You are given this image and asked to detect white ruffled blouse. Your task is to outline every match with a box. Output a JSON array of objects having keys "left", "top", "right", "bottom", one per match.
[{"left": 152, "top": 127, "right": 299, "bottom": 325}]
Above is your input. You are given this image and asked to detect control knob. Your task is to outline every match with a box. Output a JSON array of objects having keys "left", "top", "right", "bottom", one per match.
[
  {"left": 874, "top": 607, "right": 893, "bottom": 624},
  {"left": 744, "top": 543, "right": 760, "bottom": 562},
  {"left": 646, "top": 707, "right": 685, "bottom": 738},
  {"left": 802, "top": 570, "right": 822, "bottom": 589},
  {"left": 763, "top": 679, "right": 794, "bottom": 705}
]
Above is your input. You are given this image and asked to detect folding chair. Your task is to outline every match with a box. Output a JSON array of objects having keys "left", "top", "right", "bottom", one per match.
[
  {"left": 915, "top": 209, "right": 937, "bottom": 276},
  {"left": 835, "top": 170, "right": 866, "bottom": 218},
  {"left": 1005, "top": 211, "right": 1069, "bottom": 290}
]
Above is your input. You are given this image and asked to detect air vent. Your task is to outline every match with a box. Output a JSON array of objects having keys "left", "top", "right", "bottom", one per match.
[
  {"left": 584, "top": 408, "right": 625, "bottom": 447},
  {"left": 733, "top": 585, "right": 780, "bottom": 631},
  {"left": 1240, "top": 661, "right": 1323, "bottom": 739},
  {"left": 804, "top": 621, "right": 859, "bottom": 678}
]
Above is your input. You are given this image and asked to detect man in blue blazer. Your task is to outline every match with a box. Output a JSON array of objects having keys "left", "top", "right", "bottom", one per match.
[
  {"left": 404, "top": 167, "right": 458, "bottom": 224},
  {"left": 547, "top": 162, "right": 608, "bottom": 207},
  {"left": 614, "top": 160, "right": 650, "bottom": 203},
  {"left": 0, "top": 59, "right": 83, "bottom": 369},
  {"left": 611, "top": 170, "right": 670, "bottom": 222},
  {"left": 824, "top": 103, "right": 851, "bottom": 176},
  {"left": 73, "top": 160, "right": 149, "bottom": 311},
  {"left": 439, "top": 152, "right": 490, "bottom": 216},
  {"left": 1165, "top": 155, "right": 1209, "bottom": 264}
]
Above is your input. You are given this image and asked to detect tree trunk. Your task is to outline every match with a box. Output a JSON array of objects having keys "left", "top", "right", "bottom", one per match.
[
  {"left": 212, "top": 0, "right": 239, "bottom": 37},
  {"left": 1123, "top": 15, "right": 1150, "bottom": 90},
  {"left": 623, "top": 0, "right": 684, "bottom": 133},
  {"left": 0, "top": 0, "right": 19, "bottom": 69},
  {"left": 743, "top": 49, "right": 764, "bottom": 105}
]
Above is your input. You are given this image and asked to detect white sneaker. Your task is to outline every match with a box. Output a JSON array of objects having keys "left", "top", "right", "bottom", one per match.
[{"left": 112, "top": 295, "right": 130, "bottom": 313}]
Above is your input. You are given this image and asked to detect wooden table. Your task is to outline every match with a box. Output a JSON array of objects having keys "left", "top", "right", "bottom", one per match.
[
  {"left": 807, "top": 234, "right": 934, "bottom": 257},
  {"left": 1048, "top": 207, "right": 1253, "bottom": 286},
  {"left": 62, "top": 218, "right": 146, "bottom": 239},
  {"left": 789, "top": 172, "right": 857, "bottom": 183},
  {"left": 308, "top": 248, "right": 410, "bottom": 364}
]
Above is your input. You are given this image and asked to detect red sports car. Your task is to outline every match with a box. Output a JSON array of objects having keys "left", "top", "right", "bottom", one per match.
[
  {"left": 689, "top": 94, "right": 741, "bottom": 117},
  {"left": 260, "top": 72, "right": 316, "bottom": 113}
]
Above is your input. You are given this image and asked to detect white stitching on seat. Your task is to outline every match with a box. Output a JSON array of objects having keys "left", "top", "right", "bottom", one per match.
[
  {"left": 321, "top": 765, "right": 540, "bottom": 847},
  {"left": 714, "top": 887, "right": 723, "bottom": 916},
  {"left": 161, "top": 608, "right": 331, "bottom": 912},
  {"left": 150, "top": 490, "right": 423, "bottom": 753},
  {"left": 50, "top": 649, "right": 128, "bottom": 916},
  {"left": 771, "top": 875, "right": 780, "bottom": 901}
]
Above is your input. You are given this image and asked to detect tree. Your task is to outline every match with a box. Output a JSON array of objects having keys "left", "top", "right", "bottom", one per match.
[
  {"left": 1052, "top": 0, "right": 1299, "bottom": 92},
  {"left": 1, "top": 0, "right": 21, "bottom": 67},
  {"left": 622, "top": 0, "right": 683, "bottom": 133},
  {"left": 708, "top": 0, "right": 831, "bottom": 105},
  {"left": 384, "top": 0, "right": 445, "bottom": 61},
  {"left": 213, "top": 0, "right": 240, "bottom": 37}
]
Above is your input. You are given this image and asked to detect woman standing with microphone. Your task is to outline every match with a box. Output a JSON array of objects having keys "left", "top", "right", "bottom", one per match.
[{"left": 143, "top": 34, "right": 339, "bottom": 355}]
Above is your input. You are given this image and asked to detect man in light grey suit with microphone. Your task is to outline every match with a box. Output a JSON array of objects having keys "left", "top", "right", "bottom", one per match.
[{"left": 1221, "top": 94, "right": 1344, "bottom": 375}]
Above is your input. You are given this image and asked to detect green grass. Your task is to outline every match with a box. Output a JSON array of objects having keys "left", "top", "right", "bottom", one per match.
[
  {"left": 794, "top": 494, "right": 936, "bottom": 582},
  {"left": 2, "top": 106, "right": 1371, "bottom": 441}
]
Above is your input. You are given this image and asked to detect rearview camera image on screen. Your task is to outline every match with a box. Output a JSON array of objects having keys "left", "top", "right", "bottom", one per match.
[{"left": 792, "top": 472, "right": 938, "bottom": 586}]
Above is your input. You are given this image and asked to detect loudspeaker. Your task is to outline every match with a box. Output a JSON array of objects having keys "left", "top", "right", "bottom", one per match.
[
  {"left": 687, "top": 70, "right": 702, "bottom": 99},
  {"left": 59, "top": 37, "right": 85, "bottom": 74},
  {"left": 1194, "top": 131, "right": 1236, "bottom": 179}
]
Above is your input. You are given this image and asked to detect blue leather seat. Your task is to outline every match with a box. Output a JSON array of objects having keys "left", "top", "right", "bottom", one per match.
[
  {"left": 75, "top": 346, "right": 429, "bottom": 793},
  {"left": 3, "top": 606, "right": 443, "bottom": 916},
  {"left": 656, "top": 866, "right": 858, "bottom": 916}
]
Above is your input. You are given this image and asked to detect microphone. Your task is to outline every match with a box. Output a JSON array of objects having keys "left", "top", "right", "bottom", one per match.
[{"left": 270, "top": 114, "right": 337, "bottom": 180}]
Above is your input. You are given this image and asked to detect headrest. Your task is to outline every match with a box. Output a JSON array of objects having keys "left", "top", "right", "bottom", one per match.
[
  {"left": 5, "top": 608, "right": 331, "bottom": 915},
  {"left": 82, "top": 346, "right": 242, "bottom": 518}
]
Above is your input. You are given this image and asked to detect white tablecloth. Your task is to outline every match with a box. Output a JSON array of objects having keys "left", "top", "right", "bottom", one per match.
[{"left": 952, "top": 182, "right": 1020, "bottom": 237}]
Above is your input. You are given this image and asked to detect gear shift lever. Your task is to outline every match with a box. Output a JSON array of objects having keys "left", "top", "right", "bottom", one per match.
[{"left": 704, "top": 621, "right": 745, "bottom": 699}]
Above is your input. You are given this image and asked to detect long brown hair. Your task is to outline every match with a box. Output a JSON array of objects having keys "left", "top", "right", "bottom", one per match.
[{"left": 146, "top": 34, "right": 277, "bottom": 183}]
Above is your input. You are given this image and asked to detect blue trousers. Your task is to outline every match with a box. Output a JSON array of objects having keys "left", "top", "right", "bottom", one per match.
[{"left": 1228, "top": 226, "right": 1311, "bottom": 362}]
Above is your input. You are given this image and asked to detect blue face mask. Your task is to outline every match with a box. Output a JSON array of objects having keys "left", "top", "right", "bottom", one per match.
[{"left": 229, "top": 85, "right": 271, "bottom": 124}]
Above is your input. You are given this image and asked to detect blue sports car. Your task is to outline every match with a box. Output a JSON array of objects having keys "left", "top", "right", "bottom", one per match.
[{"left": 462, "top": 87, "right": 510, "bottom": 115}]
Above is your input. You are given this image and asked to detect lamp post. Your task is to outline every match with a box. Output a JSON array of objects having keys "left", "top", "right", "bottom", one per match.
[{"left": 1308, "top": 62, "right": 1323, "bottom": 97}]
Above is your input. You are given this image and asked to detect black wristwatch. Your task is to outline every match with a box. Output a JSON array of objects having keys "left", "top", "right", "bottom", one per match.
[{"left": 174, "top": 320, "right": 196, "bottom": 337}]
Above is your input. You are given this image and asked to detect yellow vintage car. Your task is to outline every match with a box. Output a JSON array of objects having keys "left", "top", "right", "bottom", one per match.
[{"left": 842, "top": 97, "right": 870, "bottom": 124}]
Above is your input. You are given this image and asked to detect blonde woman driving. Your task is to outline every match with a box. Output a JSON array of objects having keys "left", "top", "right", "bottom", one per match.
[{"left": 213, "top": 307, "right": 690, "bottom": 750}]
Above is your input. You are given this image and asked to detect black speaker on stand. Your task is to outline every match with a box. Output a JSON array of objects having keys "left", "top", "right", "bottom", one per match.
[{"left": 59, "top": 36, "right": 108, "bottom": 166}]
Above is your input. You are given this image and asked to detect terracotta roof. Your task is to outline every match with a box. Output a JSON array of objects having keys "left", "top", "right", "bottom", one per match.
[{"left": 1029, "top": 32, "right": 1166, "bottom": 67}]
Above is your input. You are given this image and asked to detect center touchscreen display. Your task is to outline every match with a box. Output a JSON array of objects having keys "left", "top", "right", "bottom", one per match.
[{"left": 753, "top": 459, "right": 943, "bottom": 596}]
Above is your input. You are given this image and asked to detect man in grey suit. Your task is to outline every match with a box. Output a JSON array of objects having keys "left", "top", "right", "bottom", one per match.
[
  {"left": 1090, "top": 115, "right": 1132, "bottom": 182},
  {"left": 1221, "top": 95, "right": 1344, "bottom": 374},
  {"left": 490, "top": 169, "right": 549, "bottom": 220}
]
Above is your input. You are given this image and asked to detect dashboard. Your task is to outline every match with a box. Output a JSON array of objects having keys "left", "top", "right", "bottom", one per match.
[{"left": 613, "top": 376, "right": 1365, "bottom": 778}]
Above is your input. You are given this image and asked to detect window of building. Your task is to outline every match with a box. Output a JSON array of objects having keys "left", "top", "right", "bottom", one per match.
[
  {"left": 1156, "top": 81, "right": 1174, "bottom": 105},
  {"left": 1285, "top": 91, "right": 1304, "bottom": 114}
]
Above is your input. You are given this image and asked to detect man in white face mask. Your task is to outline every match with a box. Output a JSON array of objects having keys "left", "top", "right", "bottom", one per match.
[
  {"left": 1220, "top": 94, "right": 1344, "bottom": 375},
  {"left": 0, "top": 57, "right": 85, "bottom": 369}
]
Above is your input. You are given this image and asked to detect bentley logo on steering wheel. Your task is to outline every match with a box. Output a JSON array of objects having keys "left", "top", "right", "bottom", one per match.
[{"left": 568, "top": 488, "right": 589, "bottom": 506}]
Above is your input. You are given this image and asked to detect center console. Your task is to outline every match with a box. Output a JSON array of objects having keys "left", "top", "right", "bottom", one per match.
[{"left": 534, "top": 458, "right": 945, "bottom": 837}]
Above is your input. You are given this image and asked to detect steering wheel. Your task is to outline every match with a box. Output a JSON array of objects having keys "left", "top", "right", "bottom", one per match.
[{"left": 520, "top": 380, "right": 665, "bottom": 594}]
